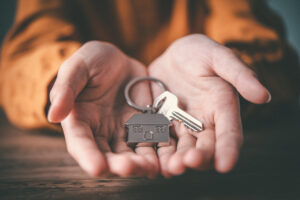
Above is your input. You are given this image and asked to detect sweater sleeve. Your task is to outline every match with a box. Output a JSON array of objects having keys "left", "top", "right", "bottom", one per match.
[
  {"left": 0, "top": 0, "right": 82, "bottom": 130},
  {"left": 205, "top": 0, "right": 300, "bottom": 122}
]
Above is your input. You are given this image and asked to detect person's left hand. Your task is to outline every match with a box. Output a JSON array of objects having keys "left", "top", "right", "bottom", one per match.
[{"left": 148, "top": 34, "right": 271, "bottom": 177}]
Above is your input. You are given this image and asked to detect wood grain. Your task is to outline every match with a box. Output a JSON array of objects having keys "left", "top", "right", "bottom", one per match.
[{"left": 0, "top": 110, "right": 299, "bottom": 200}]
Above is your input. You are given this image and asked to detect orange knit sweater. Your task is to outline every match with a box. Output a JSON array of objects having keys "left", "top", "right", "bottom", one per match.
[{"left": 0, "top": 0, "right": 299, "bottom": 130}]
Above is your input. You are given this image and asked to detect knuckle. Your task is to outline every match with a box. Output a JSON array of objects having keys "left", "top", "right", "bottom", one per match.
[
  {"left": 221, "top": 46, "right": 235, "bottom": 58},
  {"left": 148, "top": 58, "right": 163, "bottom": 75},
  {"left": 176, "top": 34, "right": 207, "bottom": 44},
  {"left": 247, "top": 68, "right": 257, "bottom": 78},
  {"left": 216, "top": 124, "right": 243, "bottom": 149},
  {"left": 167, "top": 34, "right": 213, "bottom": 67},
  {"left": 58, "top": 56, "right": 85, "bottom": 76},
  {"left": 83, "top": 41, "right": 119, "bottom": 55},
  {"left": 59, "top": 59, "right": 70, "bottom": 70},
  {"left": 217, "top": 133, "right": 239, "bottom": 149},
  {"left": 79, "top": 41, "right": 123, "bottom": 68},
  {"left": 214, "top": 77, "right": 237, "bottom": 94},
  {"left": 82, "top": 40, "right": 105, "bottom": 49},
  {"left": 184, "top": 33, "right": 208, "bottom": 41},
  {"left": 170, "top": 34, "right": 207, "bottom": 50}
]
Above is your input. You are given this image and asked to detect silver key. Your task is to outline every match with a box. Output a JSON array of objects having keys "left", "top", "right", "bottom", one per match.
[{"left": 153, "top": 91, "right": 203, "bottom": 132}]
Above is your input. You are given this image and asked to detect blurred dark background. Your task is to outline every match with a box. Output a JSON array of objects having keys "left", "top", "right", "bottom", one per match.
[{"left": 1, "top": 0, "right": 300, "bottom": 55}]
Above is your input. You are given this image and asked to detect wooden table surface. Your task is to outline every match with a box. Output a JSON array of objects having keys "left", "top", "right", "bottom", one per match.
[{"left": 0, "top": 109, "right": 299, "bottom": 200}]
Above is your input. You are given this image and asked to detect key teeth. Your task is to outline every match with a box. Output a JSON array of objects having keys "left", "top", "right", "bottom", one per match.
[
  {"left": 185, "top": 123, "right": 204, "bottom": 132},
  {"left": 183, "top": 124, "right": 197, "bottom": 132},
  {"left": 172, "top": 111, "right": 203, "bottom": 132}
]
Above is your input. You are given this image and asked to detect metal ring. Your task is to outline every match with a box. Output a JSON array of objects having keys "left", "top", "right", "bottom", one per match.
[{"left": 124, "top": 76, "right": 167, "bottom": 112}]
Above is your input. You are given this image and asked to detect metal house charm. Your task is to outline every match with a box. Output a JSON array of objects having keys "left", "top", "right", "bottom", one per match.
[
  {"left": 125, "top": 111, "right": 171, "bottom": 143},
  {"left": 124, "top": 76, "right": 204, "bottom": 144},
  {"left": 124, "top": 76, "right": 171, "bottom": 143}
]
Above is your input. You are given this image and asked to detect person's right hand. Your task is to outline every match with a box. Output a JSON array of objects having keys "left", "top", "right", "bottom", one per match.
[{"left": 47, "top": 41, "right": 159, "bottom": 178}]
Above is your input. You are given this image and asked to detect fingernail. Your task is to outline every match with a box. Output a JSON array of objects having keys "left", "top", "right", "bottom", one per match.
[
  {"left": 266, "top": 90, "right": 272, "bottom": 103},
  {"left": 49, "top": 89, "right": 56, "bottom": 103},
  {"left": 47, "top": 95, "right": 59, "bottom": 122},
  {"left": 47, "top": 105, "right": 53, "bottom": 122},
  {"left": 216, "top": 158, "right": 230, "bottom": 173}
]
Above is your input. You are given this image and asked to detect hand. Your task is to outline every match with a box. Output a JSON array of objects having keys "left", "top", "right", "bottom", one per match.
[
  {"left": 48, "top": 41, "right": 159, "bottom": 178},
  {"left": 149, "top": 34, "right": 271, "bottom": 177}
]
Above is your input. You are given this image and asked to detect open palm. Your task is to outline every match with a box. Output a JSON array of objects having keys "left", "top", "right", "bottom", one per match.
[
  {"left": 48, "top": 41, "right": 159, "bottom": 177},
  {"left": 149, "top": 34, "right": 271, "bottom": 177}
]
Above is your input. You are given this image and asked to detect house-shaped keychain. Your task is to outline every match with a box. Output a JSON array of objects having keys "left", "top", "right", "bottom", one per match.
[{"left": 125, "top": 111, "right": 171, "bottom": 143}]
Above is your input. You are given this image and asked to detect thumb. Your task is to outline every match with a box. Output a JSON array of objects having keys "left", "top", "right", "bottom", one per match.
[
  {"left": 212, "top": 47, "right": 271, "bottom": 104},
  {"left": 48, "top": 55, "right": 88, "bottom": 123}
]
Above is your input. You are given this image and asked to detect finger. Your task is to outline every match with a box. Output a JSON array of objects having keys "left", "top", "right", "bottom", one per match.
[
  {"left": 112, "top": 138, "right": 134, "bottom": 153},
  {"left": 214, "top": 100, "right": 243, "bottom": 173},
  {"left": 182, "top": 128, "right": 215, "bottom": 170},
  {"left": 94, "top": 135, "right": 111, "bottom": 153},
  {"left": 157, "top": 138, "right": 177, "bottom": 178},
  {"left": 48, "top": 53, "right": 89, "bottom": 122},
  {"left": 135, "top": 143, "right": 160, "bottom": 178},
  {"left": 212, "top": 46, "right": 271, "bottom": 104},
  {"left": 61, "top": 113, "right": 107, "bottom": 177},
  {"left": 107, "top": 151, "right": 150, "bottom": 177},
  {"left": 168, "top": 123, "right": 196, "bottom": 175},
  {"left": 111, "top": 137, "right": 151, "bottom": 177},
  {"left": 105, "top": 152, "right": 138, "bottom": 177},
  {"left": 168, "top": 35, "right": 270, "bottom": 104},
  {"left": 95, "top": 127, "right": 150, "bottom": 177},
  {"left": 127, "top": 152, "right": 154, "bottom": 177},
  {"left": 95, "top": 129, "right": 145, "bottom": 177}
]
